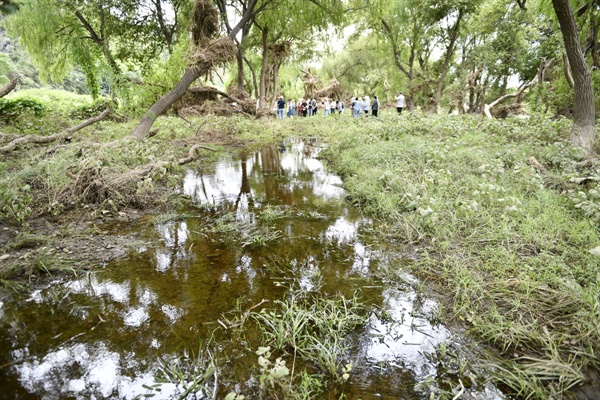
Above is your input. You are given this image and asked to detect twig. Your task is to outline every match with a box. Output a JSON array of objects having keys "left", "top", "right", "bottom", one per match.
[{"left": 452, "top": 379, "right": 465, "bottom": 400}]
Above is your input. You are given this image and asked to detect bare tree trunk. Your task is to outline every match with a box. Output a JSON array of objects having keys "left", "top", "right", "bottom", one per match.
[
  {"left": 129, "top": 65, "right": 205, "bottom": 141},
  {"left": 0, "top": 77, "right": 17, "bottom": 98},
  {"left": 552, "top": 0, "right": 596, "bottom": 151},
  {"left": 236, "top": 47, "right": 245, "bottom": 90},
  {"left": 258, "top": 27, "right": 270, "bottom": 110},
  {"left": 429, "top": 11, "right": 463, "bottom": 115},
  {"left": 271, "top": 62, "right": 280, "bottom": 105},
  {"left": 244, "top": 56, "right": 259, "bottom": 97},
  {"left": 1, "top": 109, "right": 110, "bottom": 153}
]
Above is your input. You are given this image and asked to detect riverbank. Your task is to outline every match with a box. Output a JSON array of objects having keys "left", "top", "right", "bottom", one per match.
[{"left": 1, "top": 109, "right": 599, "bottom": 398}]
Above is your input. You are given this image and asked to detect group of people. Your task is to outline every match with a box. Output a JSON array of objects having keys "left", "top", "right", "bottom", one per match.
[
  {"left": 275, "top": 91, "right": 407, "bottom": 119},
  {"left": 277, "top": 97, "right": 345, "bottom": 119}
]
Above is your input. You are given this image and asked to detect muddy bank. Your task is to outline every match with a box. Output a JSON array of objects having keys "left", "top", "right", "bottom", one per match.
[{"left": 0, "top": 209, "right": 157, "bottom": 293}]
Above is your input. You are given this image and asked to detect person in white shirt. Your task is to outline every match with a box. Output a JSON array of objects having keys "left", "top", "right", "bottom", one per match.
[
  {"left": 363, "top": 96, "right": 370, "bottom": 116},
  {"left": 324, "top": 98, "right": 331, "bottom": 116},
  {"left": 395, "top": 92, "right": 406, "bottom": 114}
]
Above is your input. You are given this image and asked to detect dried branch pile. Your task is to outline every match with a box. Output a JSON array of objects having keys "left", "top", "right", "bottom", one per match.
[{"left": 190, "top": 0, "right": 219, "bottom": 47}]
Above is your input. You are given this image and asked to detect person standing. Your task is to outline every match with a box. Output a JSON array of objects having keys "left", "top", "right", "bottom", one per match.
[
  {"left": 276, "top": 96, "right": 285, "bottom": 119},
  {"left": 395, "top": 92, "right": 406, "bottom": 114},
  {"left": 288, "top": 99, "right": 295, "bottom": 118},
  {"left": 363, "top": 95, "right": 370, "bottom": 116},
  {"left": 311, "top": 98, "right": 317, "bottom": 116},
  {"left": 371, "top": 95, "right": 380, "bottom": 117},
  {"left": 324, "top": 98, "right": 331, "bottom": 116},
  {"left": 353, "top": 97, "right": 363, "bottom": 118}
]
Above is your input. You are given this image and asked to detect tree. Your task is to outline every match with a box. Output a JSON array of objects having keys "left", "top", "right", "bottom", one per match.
[
  {"left": 128, "top": 0, "right": 244, "bottom": 140},
  {"left": 6, "top": 0, "right": 188, "bottom": 98},
  {"left": 551, "top": 0, "right": 596, "bottom": 151}
]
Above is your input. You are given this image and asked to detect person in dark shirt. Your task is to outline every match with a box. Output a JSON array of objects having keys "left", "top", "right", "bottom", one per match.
[{"left": 276, "top": 96, "right": 285, "bottom": 119}]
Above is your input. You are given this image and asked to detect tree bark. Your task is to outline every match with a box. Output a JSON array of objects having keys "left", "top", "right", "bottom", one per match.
[
  {"left": 0, "top": 77, "right": 17, "bottom": 98},
  {"left": 552, "top": 0, "right": 596, "bottom": 151},
  {"left": 258, "top": 26, "right": 270, "bottom": 110}
]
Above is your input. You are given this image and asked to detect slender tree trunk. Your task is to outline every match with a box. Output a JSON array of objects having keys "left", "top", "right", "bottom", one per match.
[
  {"left": 552, "top": 0, "right": 596, "bottom": 151},
  {"left": 244, "top": 56, "right": 259, "bottom": 97},
  {"left": 429, "top": 11, "right": 463, "bottom": 114},
  {"left": 271, "top": 63, "right": 280, "bottom": 105},
  {"left": 236, "top": 47, "right": 245, "bottom": 90},
  {"left": 259, "top": 27, "right": 270, "bottom": 109}
]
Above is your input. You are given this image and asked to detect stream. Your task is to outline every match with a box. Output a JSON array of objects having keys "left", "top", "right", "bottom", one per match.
[{"left": 0, "top": 139, "right": 504, "bottom": 399}]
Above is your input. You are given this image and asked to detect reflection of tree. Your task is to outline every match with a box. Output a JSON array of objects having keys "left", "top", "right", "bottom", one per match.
[
  {"left": 234, "top": 151, "right": 254, "bottom": 212},
  {"left": 260, "top": 145, "right": 293, "bottom": 202}
]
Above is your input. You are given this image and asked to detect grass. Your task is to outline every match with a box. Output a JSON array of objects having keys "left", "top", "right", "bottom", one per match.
[
  {"left": 245, "top": 290, "right": 368, "bottom": 398},
  {"left": 1, "top": 101, "right": 599, "bottom": 398},
  {"left": 318, "top": 112, "right": 600, "bottom": 399}
]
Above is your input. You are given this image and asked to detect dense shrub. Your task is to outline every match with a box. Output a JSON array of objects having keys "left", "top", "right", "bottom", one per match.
[{"left": 0, "top": 97, "right": 44, "bottom": 120}]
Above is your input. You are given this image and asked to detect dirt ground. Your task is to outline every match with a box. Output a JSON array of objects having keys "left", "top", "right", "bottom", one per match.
[{"left": 0, "top": 208, "right": 158, "bottom": 298}]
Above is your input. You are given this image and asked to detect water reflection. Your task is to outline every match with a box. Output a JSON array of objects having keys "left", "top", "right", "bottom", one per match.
[{"left": 0, "top": 139, "right": 498, "bottom": 399}]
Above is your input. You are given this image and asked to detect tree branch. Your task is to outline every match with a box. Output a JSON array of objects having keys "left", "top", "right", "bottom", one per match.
[
  {"left": 0, "top": 109, "right": 110, "bottom": 153},
  {"left": 74, "top": 11, "right": 103, "bottom": 46},
  {"left": 0, "top": 76, "right": 17, "bottom": 98}
]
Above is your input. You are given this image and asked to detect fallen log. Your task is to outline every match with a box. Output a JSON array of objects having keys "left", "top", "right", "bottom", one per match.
[{"left": 0, "top": 109, "right": 110, "bottom": 153}]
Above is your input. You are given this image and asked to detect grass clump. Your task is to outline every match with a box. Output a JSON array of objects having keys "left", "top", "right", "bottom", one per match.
[
  {"left": 228, "top": 290, "right": 367, "bottom": 399},
  {"left": 319, "top": 112, "right": 600, "bottom": 399}
]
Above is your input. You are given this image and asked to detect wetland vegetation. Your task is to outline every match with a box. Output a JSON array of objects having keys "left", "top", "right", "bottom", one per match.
[{"left": 2, "top": 0, "right": 600, "bottom": 398}]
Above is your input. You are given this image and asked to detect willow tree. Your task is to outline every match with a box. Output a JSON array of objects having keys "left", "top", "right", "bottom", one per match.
[
  {"left": 6, "top": 0, "right": 187, "bottom": 98},
  {"left": 239, "top": 0, "right": 346, "bottom": 110},
  {"left": 128, "top": 0, "right": 245, "bottom": 140},
  {"left": 367, "top": 0, "right": 482, "bottom": 113}
]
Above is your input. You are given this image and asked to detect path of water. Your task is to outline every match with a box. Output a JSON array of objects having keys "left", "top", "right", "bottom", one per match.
[{"left": 0, "top": 139, "right": 503, "bottom": 399}]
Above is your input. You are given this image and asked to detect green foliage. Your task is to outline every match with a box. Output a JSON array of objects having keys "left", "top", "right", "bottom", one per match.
[
  {"left": 68, "top": 98, "right": 113, "bottom": 119},
  {"left": 0, "top": 97, "right": 44, "bottom": 119},
  {"left": 6, "top": 88, "right": 93, "bottom": 115}
]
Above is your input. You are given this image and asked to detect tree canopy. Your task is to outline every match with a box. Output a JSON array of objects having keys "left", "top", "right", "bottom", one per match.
[{"left": 4, "top": 0, "right": 598, "bottom": 148}]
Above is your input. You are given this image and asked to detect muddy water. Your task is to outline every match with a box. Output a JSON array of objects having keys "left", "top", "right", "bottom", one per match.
[{"left": 0, "top": 139, "right": 502, "bottom": 399}]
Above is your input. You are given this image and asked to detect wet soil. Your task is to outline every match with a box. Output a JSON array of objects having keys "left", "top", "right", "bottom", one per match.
[{"left": 0, "top": 208, "right": 156, "bottom": 295}]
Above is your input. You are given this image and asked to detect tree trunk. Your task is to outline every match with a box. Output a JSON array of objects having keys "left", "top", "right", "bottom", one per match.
[
  {"left": 1, "top": 109, "right": 110, "bottom": 153},
  {"left": 258, "top": 27, "right": 270, "bottom": 110},
  {"left": 552, "top": 0, "right": 596, "bottom": 151},
  {"left": 236, "top": 47, "right": 245, "bottom": 90},
  {"left": 429, "top": 11, "right": 463, "bottom": 115},
  {"left": 129, "top": 65, "right": 205, "bottom": 141},
  {"left": 0, "top": 77, "right": 17, "bottom": 98},
  {"left": 244, "top": 55, "right": 259, "bottom": 98},
  {"left": 271, "top": 62, "right": 280, "bottom": 105}
]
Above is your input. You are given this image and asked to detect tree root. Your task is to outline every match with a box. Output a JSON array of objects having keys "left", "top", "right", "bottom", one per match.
[{"left": 0, "top": 109, "right": 110, "bottom": 153}]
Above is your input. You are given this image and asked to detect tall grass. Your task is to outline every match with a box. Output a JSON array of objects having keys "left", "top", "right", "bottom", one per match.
[{"left": 319, "top": 112, "right": 600, "bottom": 399}]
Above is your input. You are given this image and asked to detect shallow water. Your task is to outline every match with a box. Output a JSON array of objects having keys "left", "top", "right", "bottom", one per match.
[{"left": 0, "top": 139, "right": 503, "bottom": 399}]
